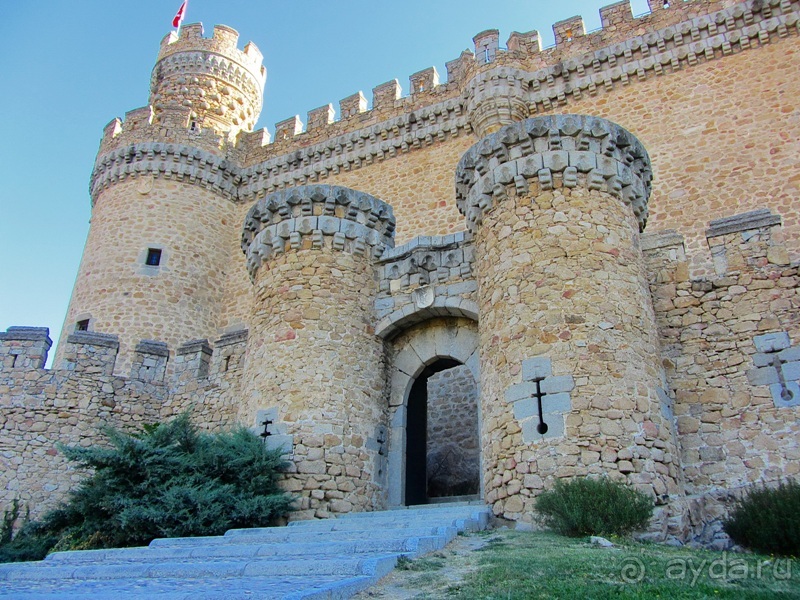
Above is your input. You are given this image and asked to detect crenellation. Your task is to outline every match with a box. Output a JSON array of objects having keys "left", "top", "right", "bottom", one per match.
[
  {"left": 600, "top": 1, "right": 635, "bottom": 28},
  {"left": 307, "top": 104, "right": 335, "bottom": 131},
  {"left": 339, "top": 91, "right": 368, "bottom": 120},
  {"left": 553, "top": 15, "right": 587, "bottom": 45},
  {"left": 174, "top": 339, "right": 212, "bottom": 382},
  {"left": 123, "top": 106, "right": 154, "bottom": 130},
  {"left": 273, "top": 115, "right": 303, "bottom": 141},
  {"left": 60, "top": 332, "right": 120, "bottom": 376},
  {"left": 706, "top": 209, "right": 788, "bottom": 276},
  {"left": 0, "top": 327, "right": 52, "bottom": 371},
  {"left": 210, "top": 329, "right": 248, "bottom": 376},
  {"left": 409, "top": 67, "right": 440, "bottom": 94},
  {"left": 372, "top": 80, "right": 402, "bottom": 112},
  {"left": 507, "top": 30, "right": 542, "bottom": 54},
  {"left": 473, "top": 29, "right": 501, "bottom": 64},
  {"left": 445, "top": 49, "right": 475, "bottom": 85},
  {"left": 130, "top": 340, "right": 169, "bottom": 383}
]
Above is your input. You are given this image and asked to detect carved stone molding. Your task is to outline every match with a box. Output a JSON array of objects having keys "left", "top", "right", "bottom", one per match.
[
  {"left": 455, "top": 115, "right": 652, "bottom": 232},
  {"left": 90, "top": 142, "right": 240, "bottom": 203},
  {"left": 241, "top": 185, "right": 396, "bottom": 281},
  {"left": 462, "top": 0, "right": 800, "bottom": 120}
]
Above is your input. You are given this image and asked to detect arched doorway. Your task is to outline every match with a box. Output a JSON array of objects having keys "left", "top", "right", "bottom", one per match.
[
  {"left": 405, "top": 358, "right": 480, "bottom": 505},
  {"left": 384, "top": 317, "right": 481, "bottom": 507}
]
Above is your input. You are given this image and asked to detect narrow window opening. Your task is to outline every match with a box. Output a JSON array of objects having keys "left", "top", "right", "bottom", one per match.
[
  {"left": 76, "top": 319, "right": 90, "bottom": 331},
  {"left": 222, "top": 355, "right": 231, "bottom": 372},
  {"left": 145, "top": 248, "right": 162, "bottom": 266},
  {"left": 10, "top": 354, "right": 18, "bottom": 368},
  {"left": 484, "top": 47, "right": 490, "bottom": 63},
  {"left": 189, "top": 120, "right": 198, "bottom": 132}
]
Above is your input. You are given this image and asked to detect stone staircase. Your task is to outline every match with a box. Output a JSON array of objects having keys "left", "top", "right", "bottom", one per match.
[{"left": 0, "top": 503, "right": 490, "bottom": 600}]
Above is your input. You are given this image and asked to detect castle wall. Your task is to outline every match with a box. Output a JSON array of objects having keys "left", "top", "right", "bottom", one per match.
[
  {"left": 59, "top": 179, "right": 239, "bottom": 375},
  {"left": 0, "top": 330, "right": 249, "bottom": 519},
  {"left": 4, "top": 0, "right": 800, "bottom": 544},
  {"left": 644, "top": 215, "right": 800, "bottom": 546},
  {"left": 426, "top": 365, "right": 480, "bottom": 497},
  {"left": 551, "top": 36, "right": 800, "bottom": 277}
]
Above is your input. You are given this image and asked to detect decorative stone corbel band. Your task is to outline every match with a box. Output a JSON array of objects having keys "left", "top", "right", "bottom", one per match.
[
  {"left": 241, "top": 184, "right": 396, "bottom": 281},
  {"left": 454, "top": 115, "right": 652, "bottom": 233},
  {"left": 90, "top": 142, "right": 241, "bottom": 203}
]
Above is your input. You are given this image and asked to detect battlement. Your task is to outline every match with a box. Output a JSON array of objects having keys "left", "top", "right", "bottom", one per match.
[
  {"left": 240, "top": 0, "right": 753, "bottom": 151},
  {"left": 0, "top": 327, "right": 249, "bottom": 387},
  {"left": 157, "top": 24, "right": 265, "bottom": 80},
  {"left": 90, "top": 0, "right": 799, "bottom": 204}
]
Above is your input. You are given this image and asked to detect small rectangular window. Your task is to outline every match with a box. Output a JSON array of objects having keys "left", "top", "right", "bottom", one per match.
[
  {"left": 76, "top": 319, "right": 89, "bottom": 331},
  {"left": 146, "top": 248, "right": 162, "bottom": 266}
]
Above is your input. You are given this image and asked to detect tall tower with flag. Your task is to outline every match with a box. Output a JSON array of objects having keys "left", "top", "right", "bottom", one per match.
[{"left": 56, "top": 19, "right": 266, "bottom": 374}]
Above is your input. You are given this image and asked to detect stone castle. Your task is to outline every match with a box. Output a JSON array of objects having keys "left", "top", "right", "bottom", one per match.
[{"left": 2, "top": 0, "right": 799, "bottom": 546}]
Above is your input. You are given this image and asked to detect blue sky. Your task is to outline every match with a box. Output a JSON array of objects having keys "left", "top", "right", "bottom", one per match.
[{"left": 0, "top": 0, "right": 651, "bottom": 364}]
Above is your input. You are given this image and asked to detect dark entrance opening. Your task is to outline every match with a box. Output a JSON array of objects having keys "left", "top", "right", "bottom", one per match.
[{"left": 404, "top": 358, "right": 480, "bottom": 505}]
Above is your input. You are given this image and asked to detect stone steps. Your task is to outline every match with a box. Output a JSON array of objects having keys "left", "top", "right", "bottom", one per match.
[{"left": 0, "top": 503, "right": 490, "bottom": 599}]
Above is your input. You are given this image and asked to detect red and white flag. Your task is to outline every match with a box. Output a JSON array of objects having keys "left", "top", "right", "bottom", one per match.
[{"left": 172, "top": 1, "right": 188, "bottom": 29}]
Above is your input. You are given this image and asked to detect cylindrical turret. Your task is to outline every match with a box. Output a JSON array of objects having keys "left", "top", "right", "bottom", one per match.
[
  {"left": 150, "top": 23, "right": 266, "bottom": 137},
  {"left": 240, "top": 185, "right": 396, "bottom": 518},
  {"left": 456, "top": 115, "right": 684, "bottom": 534},
  {"left": 57, "top": 25, "right": 265, "bottom": 375}
]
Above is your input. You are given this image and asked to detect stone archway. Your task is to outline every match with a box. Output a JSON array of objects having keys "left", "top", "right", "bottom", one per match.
[{"left": 384, "top": 317, "right": 480, "bottom": 507}]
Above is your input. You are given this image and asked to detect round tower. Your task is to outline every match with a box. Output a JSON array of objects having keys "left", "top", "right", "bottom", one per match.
[
  {"left": 150, "top": 23, "right": 266, "bottom": 137},
  {"left": 57, "top": 25, "right": 265, "bottom": 375},
  {"left": 456, "top": 115, "right": 685, "bottom": 535},
  {"left": 240, "top": 185, "right": 396, "bottom": 518}
]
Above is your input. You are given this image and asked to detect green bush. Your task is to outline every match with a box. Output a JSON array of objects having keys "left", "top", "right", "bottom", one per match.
[
  {"left": 723, "top": 479, "right": 800, "bottom": 556},
  {"left": 534, "top": 477, "right": 653, "bottom": 537},
  {"left": 0, "top": 413, "right": 294, "bottom": 563}
]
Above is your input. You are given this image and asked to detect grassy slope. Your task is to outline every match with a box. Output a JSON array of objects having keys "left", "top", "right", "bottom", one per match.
[{"left": 399, "top": 531, "right": 798, "bottom": 600}]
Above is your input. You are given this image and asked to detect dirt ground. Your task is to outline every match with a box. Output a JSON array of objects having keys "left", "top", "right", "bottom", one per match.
[{"left": 352, "top": 532, "right": 496, "bottom": 600}]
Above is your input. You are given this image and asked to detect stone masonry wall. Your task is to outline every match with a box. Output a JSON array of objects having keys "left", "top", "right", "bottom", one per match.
[
  {"left": 80, "top": 1, "right": 800, "bottom": 370},
  {"left": 426, "top": 365, "right": 480, "bottom": 497},
  {"left": 59, "top": 178, "right": 239, "bottom": 375},
  {"left": 644, "top": 215, "right": 800, "bottom": 545},
  {"left": 0, "top": 330, "right": 248, "bottom": 520}
]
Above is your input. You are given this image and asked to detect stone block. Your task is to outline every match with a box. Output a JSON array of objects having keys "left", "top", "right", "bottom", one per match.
[
  {"left": 706, "top": 209, "right": 781, "bottom": 238},
  {"left": 781, "top": 361, "right": 800, "bottom": 382},
  {"left": 512, "top": 399, "right": 537, "bottom": 420},
  {"left": 540, "top": 375, "right": 575, "bottom": 394},
  {"left": 522, "top": 357, "right": 552, "bottom": 381},
  {"left": 505, "top": 382, "right": 537, "bottom": 403},
  {"left": 543, "top": 392, "right": 572, "bottom": 414},
  {"left": 752, "top": 353, "right": 774, "bottom": 368},
  {"left": 770, "top": 382, "right": 800, "bottom": 408},
  {"left": 746, "top": 366, "right": 779, "bottom": 386},
  {"left": 753, "top": 332, "right": 791, "bottom": 353},
  {"left": 521, "top": 414, "right": 564, "bottom": 443},
  {"left": 778, "top": 347, "right": 800, "bottom": 363}
]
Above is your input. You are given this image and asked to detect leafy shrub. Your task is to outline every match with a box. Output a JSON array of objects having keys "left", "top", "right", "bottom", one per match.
[
  {"left": 0, "top": 413, "right": 294, "bottom": 562},
  {"left": 534, "top": 477, "right": 653, "bottom": 537},
  {"left": 723, "top": 479, "right": 800, "bottom": 556}
]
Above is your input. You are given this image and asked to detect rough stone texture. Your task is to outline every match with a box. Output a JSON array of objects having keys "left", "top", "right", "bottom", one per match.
[
  {"left": 3, "top": 0, "right": 800, "bottom": 546},
  {"left": 239, "top": 187, "right": 393, "bottom": 519},
  {"left": 644, "top": 217, "right": 800, "bottom": 544},
  {"left": 426, "top": 365, "right": 480, "bottom": 497},
  {"left": 57, "top": 178, "right": 239, "bottom": 376}
]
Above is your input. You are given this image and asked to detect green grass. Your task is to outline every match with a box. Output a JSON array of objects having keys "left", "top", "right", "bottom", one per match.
[{"left": 442, "top": 531, "right": 798, "bottom": 599}]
